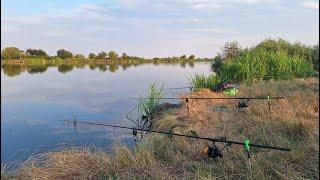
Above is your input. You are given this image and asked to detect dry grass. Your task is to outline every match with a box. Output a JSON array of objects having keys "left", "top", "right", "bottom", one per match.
[
  {"left": 19, "top": 149, "right": 110, "bottom": 180},
  {"left": 3, "top": 78, "right": 319, "bottom": 179}
]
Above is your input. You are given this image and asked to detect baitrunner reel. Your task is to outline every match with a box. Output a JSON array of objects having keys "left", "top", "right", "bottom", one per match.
[{"left": 202, "top": 139, "right": 232, "bottom": 159}]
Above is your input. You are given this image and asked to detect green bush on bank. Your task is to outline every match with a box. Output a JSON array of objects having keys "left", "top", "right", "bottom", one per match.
[
  {"left": 220, "top": 50, "right": 316, "bottom": 83},
  {"left": 206, "top": 39, "right": 319, "bottom": 87}
]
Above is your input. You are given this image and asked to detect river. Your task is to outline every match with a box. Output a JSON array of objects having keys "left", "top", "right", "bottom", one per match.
[{"left": 1, "top": 61, "right": 211, "bottom": 168}]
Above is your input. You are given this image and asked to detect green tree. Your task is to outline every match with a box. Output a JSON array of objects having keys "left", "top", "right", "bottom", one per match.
[
  {"left": 26, "top": 49, "right": 47, "bottom": 57},
  {"left": 180, "top": 55, "right": 186, "bottom": 59},
  {"left": 211, "top": 54, "right": 224, "bottom": 75},
  {"left": 254, "top": 38, "right": 290, "bottom": 53},
  {"left": 188, "top": 55, "right": 195, "bottom": 60},
  {"left": 19, "top": 50, "right": 27, "bottom": 58},
  {"left": 1, "top": 47, "right": 20, "bottom": 59},
  {"left": 121, "top": 53, "right": 128, "bottom": 60},
  {"left": 75, "top": 54, "right": 85, "bottom": 58},
  {"left": 311, "top": 44, "right": 319, "bottom": 71},
  {"left": 222, "top": 41, "right": 242, "bottom": 61},
  {"left": 96, "top": 51, "right": 107, "bottom": 59},
  {"left": 57, "top": 49, "right": 73, "bottom": 59},
  {"left": 88, "top": 53, "right": 96, "bottom": 59},
  {"left": 108, "top": 51, "right": 118, "bottom": 60}
]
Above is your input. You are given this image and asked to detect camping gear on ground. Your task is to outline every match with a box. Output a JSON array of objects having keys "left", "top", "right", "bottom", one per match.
[{"left": 223, "top": 87, "right": 238, "bottom": 96}]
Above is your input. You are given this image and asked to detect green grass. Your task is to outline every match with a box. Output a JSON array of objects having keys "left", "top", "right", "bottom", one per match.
[{"left": 219, "top": 49, "right": 317, "bottom": 84}]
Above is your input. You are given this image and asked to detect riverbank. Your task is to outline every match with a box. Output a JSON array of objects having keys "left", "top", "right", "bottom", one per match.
[{"left": 2, "top": 78, "right": 319, "bottom": 179}]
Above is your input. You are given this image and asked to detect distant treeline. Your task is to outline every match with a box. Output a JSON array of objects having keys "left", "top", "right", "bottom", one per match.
[
  {"left": 211, "top": 38, "right": 319, "bottom": 82},
  {"left": 1, "top": 59, "right": 197, "bottom": 77},
  {"left": 1, "top": 47, "right": 203, "bottom": 61}
]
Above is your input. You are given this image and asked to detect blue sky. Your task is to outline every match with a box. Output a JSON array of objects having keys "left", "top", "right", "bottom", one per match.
[{"left": 1, "top": 0, "right": 319, "bottom": 58}]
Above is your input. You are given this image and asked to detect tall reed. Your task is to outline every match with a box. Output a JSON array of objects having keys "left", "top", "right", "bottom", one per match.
[
  {"left": 138, "top": 83, "right": 164, "bottom": 129},
  {"left": 219, "top": 50, "right": 316, "bottom": 83},
  {"left": 189, "top": 73, "right": 221, "bottom": 90}
]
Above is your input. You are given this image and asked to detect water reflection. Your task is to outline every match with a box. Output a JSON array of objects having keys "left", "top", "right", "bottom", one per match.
[
  {"left": 58, "top": 65, "right": 73, "bottom": 74},
  {"left": 1, "top": 60, "right": 201, "bottom": 77},
  {"left": 2, "top": 64, "right": 25, "bottom": 77},
  {"left": 28, "top": 66, "right": 48, "bottom": 74}
]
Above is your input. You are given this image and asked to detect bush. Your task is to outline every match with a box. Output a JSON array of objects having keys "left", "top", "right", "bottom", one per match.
[
  {"left": 88, "top": 53, "right": 96, "bottom": 59},
  {"left": 57, "top": 49, "right": 73, "bottom": 59},
  {"left": 219, "top": 50, "right": 316, "bottom": 83},
  {"left": 211, "top": 55, "right": 224, "bottom": 75},
  {"left": 1, "top": 47, "right": 20, "bottom": 59}
]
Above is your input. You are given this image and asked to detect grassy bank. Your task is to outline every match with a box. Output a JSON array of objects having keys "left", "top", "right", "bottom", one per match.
[{"left": 3, "top": 78, "right": 318, "bottom": 179}]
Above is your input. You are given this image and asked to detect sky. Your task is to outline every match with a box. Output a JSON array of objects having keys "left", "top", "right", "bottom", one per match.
[{"left": 1, "top": 0, "right": 319, "bottom": 58}]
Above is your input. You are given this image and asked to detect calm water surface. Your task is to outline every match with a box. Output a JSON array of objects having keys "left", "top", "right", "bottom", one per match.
[{"left": 1, "top": 62, "right": 210, "bottom": 168}]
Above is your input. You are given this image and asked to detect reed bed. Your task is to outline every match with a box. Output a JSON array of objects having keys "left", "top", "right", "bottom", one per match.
[{"left": 189, "top": 73, "right": 221, "bottom": 90}]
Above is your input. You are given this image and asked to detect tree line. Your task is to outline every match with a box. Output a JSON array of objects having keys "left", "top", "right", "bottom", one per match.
[{"left": 1, "top": 47, "right": 197, "bottom": 61}]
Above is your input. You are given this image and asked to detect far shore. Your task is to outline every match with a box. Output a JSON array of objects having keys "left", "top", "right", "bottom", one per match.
[{"left": 1, "top": 57, "right": 211, "bottom": 65}]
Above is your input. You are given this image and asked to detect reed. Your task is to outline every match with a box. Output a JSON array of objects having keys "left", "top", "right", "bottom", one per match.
[
  {"left": 189, "top": 73, "right": 221, "bottom": 90},
  {"left": 138, "top": 83, "right": 164, "bottom": 129},
  {"left": 219, "top": 50, "right": 316, "bottom": 83}
]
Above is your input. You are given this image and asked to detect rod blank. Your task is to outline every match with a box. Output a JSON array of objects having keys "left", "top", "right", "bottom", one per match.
[
  {"left": 129, "top": 97, "right": 285, "bottom": 100},
  {"left": 61, "top": 120, "right": 291, "bottom": 152}
]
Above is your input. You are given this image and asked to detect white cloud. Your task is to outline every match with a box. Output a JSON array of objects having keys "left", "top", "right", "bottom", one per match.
[
  {"left": 184, "top": 28, "right": 234, "bottom": 34},
  {"left": 188, "top": 1, "right": 221, "bottom": 9},
  {"left": 84, "top": 26, "right": 125, "bottom": 33},
  {"left": 78, "top": 3, "right": 106, "bottom": 12},
  {"left": 119, "top": 0, "right": 221, "bottom": 10},
  {"left": 302, "top": 1, "right": 319, "bottom": 9},
  {"left": 41, "top": 31, "right": 67, "bottom": 37},
  {"left": 232, "top": 0, "right": 277, "bottom": 4},
  {"left": 43, "top": 6, "right": 112, "bottom": 23}
]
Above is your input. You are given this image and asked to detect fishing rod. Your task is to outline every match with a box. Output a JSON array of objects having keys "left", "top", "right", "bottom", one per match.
[
  {"left": 129, "top": 96, "right": 285, "bottom": 100},
  {"left": 163, "top": 86, "right": 196, "bottom": 90},
  {"left": 61, "top": 120, "right": 290, "bottom": 158},
  {"left": 163, "top": 83, "right": 240, "bottom": 91},
  {"left": 130, "top": 96, "right": 284, "bottom": 117}
]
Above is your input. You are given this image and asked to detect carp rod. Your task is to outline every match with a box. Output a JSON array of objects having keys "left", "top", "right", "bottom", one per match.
[
  {"left": 61, "top": 119, "right": 291, "bottom": 153},
  {"left": 129, "top": 96, "right": 285, "bottom": 117},
  {"left": 128, "top": 96, "right": 285, "bottom": 100}
]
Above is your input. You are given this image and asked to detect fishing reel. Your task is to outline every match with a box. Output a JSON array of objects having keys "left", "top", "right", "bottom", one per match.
[{"left": 202, "top": 139, "right": 232, "bottom": 159}]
